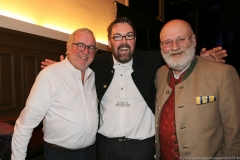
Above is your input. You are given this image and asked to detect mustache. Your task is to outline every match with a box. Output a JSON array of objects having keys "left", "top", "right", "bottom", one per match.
[
  {"left": 118, "top": 44, "right": 131, "bottom": 50},
  {"left": 169, "top": 50, "right": 185, "bottom": 55}
]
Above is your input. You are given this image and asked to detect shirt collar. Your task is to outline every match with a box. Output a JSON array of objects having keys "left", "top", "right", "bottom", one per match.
[
  {"left": 172, "top": 63, "right": 191, "bottom": 79},
  {"left": 64, "top": 57, "right": 93, "bottom": 78}
]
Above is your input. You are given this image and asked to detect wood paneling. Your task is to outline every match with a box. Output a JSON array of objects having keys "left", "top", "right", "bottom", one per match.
[
  {"left": 21, "top": 54, "right": 38, "bottom": 108},
  {"left": 0, "top": 27, "right": 66, "bottom": 120},
  {"left": 0, "top": 52, "right": 15, "bottom": 111}
]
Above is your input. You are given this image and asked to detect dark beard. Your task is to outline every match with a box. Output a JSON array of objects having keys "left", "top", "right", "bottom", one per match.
[{"left": 113, "top": 51, "right": 133, "bottom": 63}]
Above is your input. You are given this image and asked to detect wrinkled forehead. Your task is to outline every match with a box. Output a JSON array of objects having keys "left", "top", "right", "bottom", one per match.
[
  {"left": 74, "top": 31, "right": 96, "bottom": 45},
  {"left": 160, "top": 20, "right": 192, "bottom": 41},
  {"left": 111, "top": 23, "right": 134, "bottom": 35}
]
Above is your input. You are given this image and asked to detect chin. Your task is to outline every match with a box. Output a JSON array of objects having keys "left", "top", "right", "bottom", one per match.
[
  {"left": 118, "top": 58, "right": 131, "bottom": 63},
  {"left": 162, "top": 44, "right": 196, "bottom": 70},
  {"left": 115, "top": 54, "right": 132, "bottom": 63}
]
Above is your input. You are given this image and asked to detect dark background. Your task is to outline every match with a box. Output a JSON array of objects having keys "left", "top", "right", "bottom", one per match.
[{"left": 123, "top": 0, "right": 240, "bottom": 74}]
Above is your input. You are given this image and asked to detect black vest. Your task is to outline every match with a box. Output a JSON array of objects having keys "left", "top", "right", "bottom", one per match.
[{"left": 90, "top": 50, "right": 164, "bottom": 114}]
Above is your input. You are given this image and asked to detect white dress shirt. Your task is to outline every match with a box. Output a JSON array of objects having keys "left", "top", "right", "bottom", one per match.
[
  {"left": 11, "top": 58, "right": 98, "bottom": 160},
  {"left": 98, "top": 57, "right": 155, "bottom": 140}
]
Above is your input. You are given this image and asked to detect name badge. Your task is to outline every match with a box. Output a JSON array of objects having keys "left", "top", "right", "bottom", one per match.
[{"left": 114, "top": 101, "right": 133, "bottom": 107}]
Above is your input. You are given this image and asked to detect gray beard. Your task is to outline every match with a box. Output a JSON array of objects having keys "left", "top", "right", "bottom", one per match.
[{"left": 161, "top": 44, "right": 195, "bottom": 71}]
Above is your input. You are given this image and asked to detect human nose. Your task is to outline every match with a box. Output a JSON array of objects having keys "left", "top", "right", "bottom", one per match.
[
  {"left": 82, "top": 46, "right": 89, "bottom": 55},
  {"left": 121, "top": 36, "right": 127, "bottom": 43},
  {"left": 171, "top": 40, "right": 180, "bottom": 50}
]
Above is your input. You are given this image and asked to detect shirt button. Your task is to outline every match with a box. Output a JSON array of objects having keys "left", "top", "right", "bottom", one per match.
[
  {"left": 103, "top": 85, "right": 107, "bottom": 88},
  {"left": 121, "top": 87, "right": 123, "bottom": 90},
  {"left": 174, "top": 148, "right": 179, "bottom": 152},
  {"left": 120, "top": 74, "right": 123, "bottom": 76},
  {"left": 174, "top": 140, "right": 178, "bottom": 144},
  {"left": 166, "top": 90, "right": 170, "bottom": 94},
  {"left": 111, "top": 70, "right": 114, "bottom": 73}
]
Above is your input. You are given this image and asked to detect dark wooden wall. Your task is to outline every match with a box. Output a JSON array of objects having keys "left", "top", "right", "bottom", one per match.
[{"left": 0, "top": 27, "right": 66, "bottom": 122}]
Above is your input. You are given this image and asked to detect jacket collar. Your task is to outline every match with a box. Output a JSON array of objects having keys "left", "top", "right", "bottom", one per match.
[{"left": 167, "top": 56, "right": 198, "bottom": 82}]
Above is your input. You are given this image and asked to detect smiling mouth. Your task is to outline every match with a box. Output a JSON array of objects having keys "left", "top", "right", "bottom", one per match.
[
  {"left": 79, "top": 55, "right": 88, "bottom": 60},
  {"left": 171, "top": 51, "right": 183, "bottom": 56},
  {"left": 119, "top": 47, "right": 129, "bottom": 51}
]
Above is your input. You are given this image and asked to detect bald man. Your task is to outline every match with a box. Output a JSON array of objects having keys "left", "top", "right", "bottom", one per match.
[{"left": 155, "top": 19, "right": 240, "bottom": 159}]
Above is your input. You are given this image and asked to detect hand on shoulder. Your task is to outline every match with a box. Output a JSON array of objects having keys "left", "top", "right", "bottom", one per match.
[
  {"left": 41, "top": 55, "right": 65, "bottom": 69},
  {"left": 200, "top": 47, "right": 227, "bottom": 63}
]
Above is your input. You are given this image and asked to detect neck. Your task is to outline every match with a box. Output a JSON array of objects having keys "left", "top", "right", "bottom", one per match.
[
  {"left": 81, "top": 71, "right": 85, "bottom": 84},
  {"left": 173, "top": 69, "right": 181, "bottom": 75},
  {"left": 172, "top": 63, "right": 191, "bottom": 79}
]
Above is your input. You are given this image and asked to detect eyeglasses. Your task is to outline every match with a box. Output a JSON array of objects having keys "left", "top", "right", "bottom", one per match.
[
  {"left": 72, "top": 42, "right": 98, "bottom": 54},
  {"left": 109, "top": 34, "right": 135, "bottom": 41},
  {"left": 160, "top": 34, "right": 194, "bottom": 48}
]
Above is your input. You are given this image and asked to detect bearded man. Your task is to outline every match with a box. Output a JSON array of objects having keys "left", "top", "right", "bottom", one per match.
[
  {"left": 40, "top": 17, "right": 229, "bottom": 160},
  {"left": 155, "top": 19, "right": 240, "bottom": 159}
]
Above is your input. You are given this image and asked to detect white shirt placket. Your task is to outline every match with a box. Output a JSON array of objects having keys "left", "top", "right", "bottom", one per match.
[{"left": 118, "top": 68, "right": 126, "bottom": 135}]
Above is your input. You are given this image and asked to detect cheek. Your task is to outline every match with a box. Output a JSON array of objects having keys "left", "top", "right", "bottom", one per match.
[
  {"left": 110, "top": 41, "right": 120, "bottom": 50},
  {"left": 88, "top": 55, "right": 95, "bottom": 62},
  {"left": 161, "top": 47, "right": 171, "bottom": 54},
  {"left": 129, "top": 41, "right": 136, "bottom": 48}
]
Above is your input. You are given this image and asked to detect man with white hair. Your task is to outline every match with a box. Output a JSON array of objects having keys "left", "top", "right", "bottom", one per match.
[
  {"left": 155, "top": 19, "right": 240, "bottom": 159},
  {"left": 11, "top": 28, "right": 99, "bottom": 160}
]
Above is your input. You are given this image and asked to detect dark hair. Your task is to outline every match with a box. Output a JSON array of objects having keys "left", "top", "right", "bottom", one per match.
[{"left": 107, "top": 17, "right": 136, "bottom": 38}]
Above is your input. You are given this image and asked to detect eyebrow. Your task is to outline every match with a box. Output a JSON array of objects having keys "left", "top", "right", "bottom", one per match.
[
  {"left": 162, "top": 35, "right": 188, "bottom": 41},
  {"left": 113, "top": 31, "right": 134, "bottom": 35}
]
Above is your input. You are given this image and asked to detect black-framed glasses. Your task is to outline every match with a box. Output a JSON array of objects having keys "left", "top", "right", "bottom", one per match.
[
  {"left": 72, "top": 42, "right": 98, "bottom": 54},
  {"left": 160, "top": 33, "right": 194, "bottom": 48},
  {"left": 109, "top": 34, "right": 135, "bottom": 41}
]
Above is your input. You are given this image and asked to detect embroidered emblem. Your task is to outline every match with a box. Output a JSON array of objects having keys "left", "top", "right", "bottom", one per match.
[
  {"left": 115, "top": 102, "right": 131, "bottom": 107},
  {"left": 196, "top": 96, "right": 216, "bottom": 105}
]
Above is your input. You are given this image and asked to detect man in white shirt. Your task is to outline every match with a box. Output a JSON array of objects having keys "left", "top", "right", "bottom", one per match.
[
  {"left": 41, "top": 17, "right": 228, "bottom": 160},
  {"left": 11, "top": 28, "right": 99, "bottom": 160},
  {"left": 90, "top": 17, "right": 228, "bottom": 160}
]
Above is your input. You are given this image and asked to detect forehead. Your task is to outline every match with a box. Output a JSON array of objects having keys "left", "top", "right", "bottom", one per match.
[
  {"left": 74, "top": 31, "right": 95, "bottom": 45},
  {"left": 111, "top": 23, "right": 134, "bottom": 35},
  {"left": 160, "top": 21, "right": 190, "bottom": 41},
  {"left": 160, "top": 29, "right": 189, "bottom": 42}
]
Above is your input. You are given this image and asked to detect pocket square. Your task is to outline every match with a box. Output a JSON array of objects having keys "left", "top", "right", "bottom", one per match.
[{"left": 196, "top": 96, "right": 216, "bottom": 105}]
